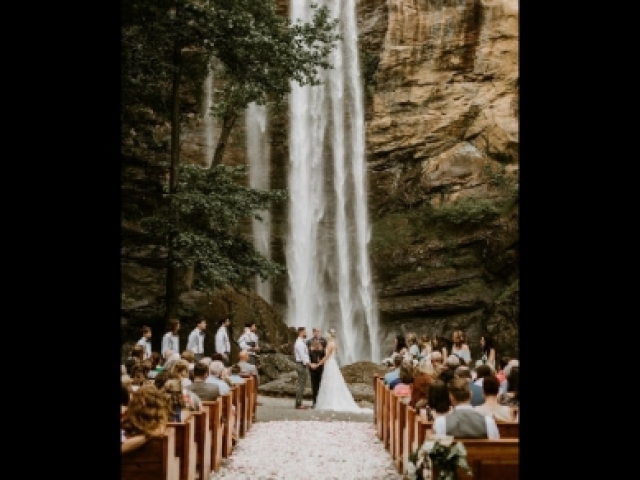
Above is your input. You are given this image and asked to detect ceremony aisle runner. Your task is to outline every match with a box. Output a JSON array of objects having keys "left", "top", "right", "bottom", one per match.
[{"left": 209, "top": 420, "right": 402, "bottom": 479}]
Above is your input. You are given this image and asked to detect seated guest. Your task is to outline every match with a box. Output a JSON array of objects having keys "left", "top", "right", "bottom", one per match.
[
  {"left": 427, "top": 378, "right": 452, "bottom": 420},
  {"left": 125, "top": 344, "right": 145, "bottom": 375},
  {"left": 473, "top": 364, "right": 493, "bottom": 387},
  {"left": 438, "top": 355, "right": 460, "bottom": 385},
  {"left": 121, "top": 383, "right": 130, "bottom": 420},
  {"left": 121, "top": 385, "right": 171, "bottom": 453},
  {"left": 228, "top": 365, "right": 247, "bottom": 385},
  {"left": 384, "top": 355, "right": 403, "bottom": 385},
  {"left": 432, "top": 378, "right": 500, "bottom": 439},
  {"left": 181, "top": 350, "right": 196, "bottom": 371},
  {"left": 499, "top": 359, "right": 519, "bottom": 394},
  {"left": 187, "top": 362, "right": 221, "bottom": 401},
  {"left": 236, "top": 351, "right": 260, "bottom": 385},
  {"left": 147, "top": 352, "right": 163, "bottom": 378},
  {"left": 430, "top": 351, "right": 443, "bottom": 369},
  {"left": 497, "top": 365, "right": 519, "bottom": 408},
  {"left": 206, "top": 360, "right": 231, "bottom": 395},
  {"left": 496, "top": 356, "right": 511, "bottom": 385},
  {"left": 410, "top": 358, "right": 434, "bottom": 409},
  {"left": 390, "top": 363, "right": 414, "bottom": 403},
  {"left": 171, "top": 359, "right": 193, "bottom": 387},
  {"left": 154, "top": 370, "right": 202, "bottom": 414},
  {"left": 455, "top": 366, "right": 484, "bottom": 407},
  {"left": 130, "top": 363, "right": 151, "bottom": 391},
  {"left": 162, "top": 352, "right": 181, "bottom": 373},
  {"left": 199, "top": 356, "right": 213, "bottom": 367},
  {"left": 162, "top": 377, "right": 201, "bottom": 420},
  {"left": 474, "top": 375, "right": 513, "bottom": 421}
]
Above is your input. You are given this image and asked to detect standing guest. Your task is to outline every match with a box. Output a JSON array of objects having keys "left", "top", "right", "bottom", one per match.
[
  {"left": 410, "top": 358, "right": 434, "bottom": 409},
  {"left": 162, "top": 319, "right": 181, "bottom": 358},
  {"left": 433, "top": 335, "right": 451, "bottom": 360},
  {"left": 187, "top": 362, "right": 220, "bottom": 401},
  {"left": 406, "top": 333, "right": 420, "bottom": 361},
  {"left": 474, "top": 375, "right": 513, "bottom": 421},
  {"left": 214, "top": 318, "right": 231, "bottom": 365},
  {"left": 294, "top": 327, "right": 313, "bottom": 409},
  {"left": 427, "top": 379, "right": 452, "bottom": 420},
  {"left": 136, "top": 326, "right": 153, "bottom": 360},
  {"left": 479, "top": 334, "right": 497, "bottom": 370},
  {"left": 418, "top": 333, "right": 432, "bottom": 360},
  {"left": 451, "top": 330, "right": 471, "bottom": 365},
  {"left": 187, "top": 317, "right": 207, "bottom": 363},
  {"left": 432, "top": 378, "right": 500, "bottom": 439}
]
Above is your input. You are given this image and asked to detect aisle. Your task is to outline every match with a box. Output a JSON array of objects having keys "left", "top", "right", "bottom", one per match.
[{"left": 209, "top": 420, "right": 402, "bottom": 480}]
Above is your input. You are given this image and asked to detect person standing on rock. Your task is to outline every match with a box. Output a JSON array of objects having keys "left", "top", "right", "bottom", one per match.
[
  {"left": 307, "top": 328, "right": 326, "bottom": 408},
  {"left": 187, "top": 317, "right": 207, "bottom": 363},
  {"left": 294, "top": 327, "right": 314, "bottom": 409}
]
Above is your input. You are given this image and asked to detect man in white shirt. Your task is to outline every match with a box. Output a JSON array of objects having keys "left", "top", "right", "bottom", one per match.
[
  {"left": 238, "top": 322, "right": 260, "bottom": 365},
  {"left": 187, "top": 318, "right": 207, "bottom": 362},
  {"left": 136, "top": 326, "right": 152, "bottom": 360},
  {"left": 433, "top": 378, "right": 500, "bottom": 439},
  {"left": 294, "top": 327, "right": 315, "bottom": 409},
  {"left": 215, "top": 317, "right": 231, "bottom": 365}
]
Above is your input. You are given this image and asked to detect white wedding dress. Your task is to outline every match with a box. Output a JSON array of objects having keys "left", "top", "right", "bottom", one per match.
[{"left": 314, "top": 342, "right": 372, "bottom": 414}]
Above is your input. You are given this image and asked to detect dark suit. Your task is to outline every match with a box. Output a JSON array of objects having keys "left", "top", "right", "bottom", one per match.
[{"left": 307, "top": 336, "right": 326, "bottom": 406}]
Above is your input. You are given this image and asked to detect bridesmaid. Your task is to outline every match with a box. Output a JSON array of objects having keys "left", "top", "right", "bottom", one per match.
[{"left": 480, "top": 333, "right": 497, "bottom": 370}]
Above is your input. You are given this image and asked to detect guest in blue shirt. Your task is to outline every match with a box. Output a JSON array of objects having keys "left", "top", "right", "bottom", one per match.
[{"left": 384, "top": 355, "right": 403, "bottom": 385}]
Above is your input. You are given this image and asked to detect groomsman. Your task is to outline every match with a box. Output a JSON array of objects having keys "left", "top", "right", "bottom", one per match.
[
  {"left": 187, "top": 317, "right": 207, "bottom": 362},
  {"left": 136, "top": 326, "right": 152, "bottom": 360},
  {"left": 215, "top": 317, "right": 231, "bottom": 365}
]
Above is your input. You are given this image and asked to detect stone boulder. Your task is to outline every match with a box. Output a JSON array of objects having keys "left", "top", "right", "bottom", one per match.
[{"left": 258, "top": 353, "right": 298, "bottom": 384}]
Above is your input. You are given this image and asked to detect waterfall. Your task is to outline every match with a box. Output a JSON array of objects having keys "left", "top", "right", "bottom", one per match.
[
  {"left": 286, "top": 0, "right": 380, "bottom": 364},
  {"left": 247, "top": 103, "right": 272, "bottom": 304},
  {"left": 203, "top": 60, "right": 216, "bottom": 167}
]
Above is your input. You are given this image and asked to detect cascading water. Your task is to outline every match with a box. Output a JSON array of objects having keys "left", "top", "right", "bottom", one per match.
[
  {"left": 202, "top": 60, "right": 216, "bottom": 167},
  {"left": 247, "top": 103, "right": 272, "bottom": 304},
  {"left": 286, "top": 0, "right": 380, "bottom": 364}
]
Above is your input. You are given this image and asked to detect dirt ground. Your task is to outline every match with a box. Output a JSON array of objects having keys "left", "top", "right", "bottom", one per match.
[{"left": 255, "top": 394, "right": 374, "bottom": 423}]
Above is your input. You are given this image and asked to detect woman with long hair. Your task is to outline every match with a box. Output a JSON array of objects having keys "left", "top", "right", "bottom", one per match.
[
  {"left": 410, "top": 358, "right": 434, "bottom": 409},
  {"left": 406, "top": 332, "right": 420, "bottom": 361},
  {"left": 497, "top": 366, "right": 519, "bottom": 408},
  {"left": 450, "top": 330, "right": 471, "bottom": 365},
  {"left": 433, "top": 335, "right": 450, "bottom": 360},
  {"left": 394, "top": 335, "right": 408, "bottom": 357},
  {"left": 418, "top": 333, "right": 432, "bottom": 360},
  {"left": 162, "top": 319, "right": 180, "bottom": 357},
  {"left": 480, "top": 333, "right": 497, "bottom": 370},
  {"left": 121, "top": 385, "right": 171, "bottom": 453}
]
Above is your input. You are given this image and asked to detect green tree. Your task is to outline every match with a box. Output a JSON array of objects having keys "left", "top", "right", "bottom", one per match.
[{"left": 121, "top": 0, "right": 340, "bottom": 319}]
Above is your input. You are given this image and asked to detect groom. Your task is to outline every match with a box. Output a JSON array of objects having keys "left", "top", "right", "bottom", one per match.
[{"left": 294, "top": 327, "right": 315, "bottom": 409}]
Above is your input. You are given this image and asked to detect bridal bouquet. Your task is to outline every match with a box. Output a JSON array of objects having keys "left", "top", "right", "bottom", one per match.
[{"left": 406, "top": 436, "right": 472, "bottom": 480}]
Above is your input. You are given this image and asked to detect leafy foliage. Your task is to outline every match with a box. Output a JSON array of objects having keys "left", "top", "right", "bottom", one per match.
[{"left": 141, "top": 164, "right": 288, "bottom": 289}]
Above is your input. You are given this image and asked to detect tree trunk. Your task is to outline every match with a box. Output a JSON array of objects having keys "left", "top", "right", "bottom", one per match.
[
  {"left": 210, "top": 112, "right": 237, "bottom": 167},
  {"left": 166, "top": 15, "right": 183, "bottom": 322}
]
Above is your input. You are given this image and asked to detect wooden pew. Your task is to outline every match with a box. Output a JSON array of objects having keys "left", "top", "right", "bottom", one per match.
[
  {"left": 375, "top": 377, "right": 384, "bottom": 439},
  {"left": 403, "top": 405, "right": 416, "bottom": 475},
  {"left": 201, "top": 398, "right": 223, "bottom": 472},
  {"left": 495, "top": 421, "right": 519, "bottom": 438},
  {"left": 394, "top": 395, "right": 408, "bottom": 473},
  {"left": 373, "top": 374, "right": 379, "bottom": 426},
  {"left": 221, "top": 390, "right": 234, "bottom": 457},
  {"left": 167, "top": 414, "right": 197, "bottom": 480},
  {"left": 122, "top": 428, "right": 180, "bottom": 480},
  {"left": 382, "top": 383, "right": 390, "bottom": 449},
  {"left": 190, "top": 410, "right": 210, "bottom": 480},
  {"left": 433, "top": 439, "right": 519, "bottom": 480},
  {"left": 389, "top": 388, "right": 397, "bottom": 457}
]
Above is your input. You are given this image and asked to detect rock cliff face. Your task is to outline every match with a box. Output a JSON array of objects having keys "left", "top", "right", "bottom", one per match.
[{"left": 122, "top": 0, "right": 518, "bottom": 361}]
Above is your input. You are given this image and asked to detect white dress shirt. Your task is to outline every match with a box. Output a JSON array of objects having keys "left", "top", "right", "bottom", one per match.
[
  {"left": 187, "top": 328, "right": 205, "bottom": 354},
  {"left": 215, "top": 326, "right": 230, "bottom": 355},
  {"left": 433, "top": 404, "right": 500, "bottom": 439},
  {"left": 238, "top": 330, "right": 259, "bottom": 355},
  {"left": 294, "top": 337, "right": 310, "bottom": 365}
]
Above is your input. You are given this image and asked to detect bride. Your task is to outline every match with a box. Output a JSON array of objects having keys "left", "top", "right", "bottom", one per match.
[{"left": 313, "top": 328, "right": 372, "bottom": 414}]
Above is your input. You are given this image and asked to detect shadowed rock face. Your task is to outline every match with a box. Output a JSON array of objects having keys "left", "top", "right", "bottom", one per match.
[{"left": 122, "top": 0, "right": 519, "bottom": 362}]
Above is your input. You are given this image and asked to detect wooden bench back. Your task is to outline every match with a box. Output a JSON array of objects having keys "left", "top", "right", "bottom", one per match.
[
  {"left": 167, "top": 415, "right": 197, "bottom": 480},
  {"left": 122, "top": 428, "right": 180, "bottom": 480}
]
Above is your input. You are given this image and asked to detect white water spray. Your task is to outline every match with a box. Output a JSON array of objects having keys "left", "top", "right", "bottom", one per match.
[
  {"left": 247, "top": 103, "right": 272, "bottom": 304},
  {"left": 286, "top": 0, "right": 380, "bottom": 364}
]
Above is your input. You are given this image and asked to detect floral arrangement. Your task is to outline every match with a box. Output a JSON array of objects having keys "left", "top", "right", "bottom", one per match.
[{"left": 407, "top": 436, "right": 472, "bottom": 480}]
